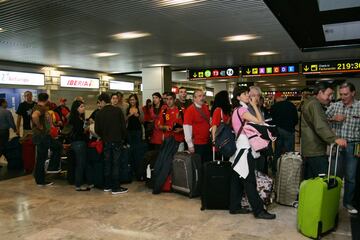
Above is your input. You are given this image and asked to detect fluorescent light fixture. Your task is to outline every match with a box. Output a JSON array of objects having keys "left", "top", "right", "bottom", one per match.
[
  {"left": 112, "top": 31, "right": 151, "bottom": 40},
  {"left": 320, "top": 78, "right": 332, "bottom": 81},
  {"left": 158, "top": 0, "right": 206, "bottom": 6},
  {"left": 110, "top": 71, "right": 120, "bottom": 74},
  {"left": 222, "top": 34, "right": 260, "bottom": 42},
  {"left": 109, "top": 81, "right": 134, "bottom": 91},
  {"left": 323, "top": 21, "right": 360, "bottom": 42},
  {"left": 286, "top": 79, "right": 299, "bottom": 82},
  {"left": 181, "top": 70, "right": 187, "bottom": 72},
  {"left": 92, "top": 52, "right": 119, "bottom": 57},
  {"left": 140, "top": 84, "right": 143, "bottom": 91},
  {"left": 0, "top": 71, "right": 44, "bottom": 86},
  {"left": 149, "top": 63, "right": 171, "bottom": 67},
  {"left": 176, "top": 52, "right": 205, "bottom": 57},
  {"left": 218, "top": 79, "right": 228, "bottom": 82},
  {"left": 0, "top": 28, "right": 5, "bottom": 33},
  {"left": 251, "top": 51, "right": 278, "bottom": 56},
  {"left": 257, "top": 80, "right": 266, "bottom": 83},
  {"left": 206, "top": 90, "right": 214, "bottom": 97},
  {"left": 187, "top": 90, "right": 195, "bottom": 94},
  {"left": 317, "top": 0, "right": 360, "bottom": 11},
  {"left": 57, "top": 65, "right": 72, "bottom": 68},
  {"left": 290, "top": 82, "right": 299, "bottom": 85}
]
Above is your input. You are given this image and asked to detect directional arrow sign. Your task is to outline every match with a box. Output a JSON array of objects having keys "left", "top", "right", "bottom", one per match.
[{"left": 303, "top": 65, "right": 309, "bottom": 72}]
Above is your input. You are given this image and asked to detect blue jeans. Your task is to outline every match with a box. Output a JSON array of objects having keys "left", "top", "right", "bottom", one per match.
[
  {"left": 274, "top": 127, "right": 295, "bottom": 173},
  {"left": 338, "top": 142, "right": 359, "bottom": 207},
  {"left": 32, "top": 134, "right": 62, "bottom": 184},
  {"left": 71, "top": 141, "right": 87, "bottom": 188},
  {"left": 103, "top": 142, "right": 123, "bottom": 191}
]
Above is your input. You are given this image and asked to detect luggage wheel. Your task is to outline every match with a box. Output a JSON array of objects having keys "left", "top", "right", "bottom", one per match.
[{"left": 317, "top": 221, "right": 322, "bottom": 240}]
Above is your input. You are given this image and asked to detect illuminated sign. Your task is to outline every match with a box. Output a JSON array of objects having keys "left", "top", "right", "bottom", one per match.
[
  {"left": 241, "top": 64, "right": 298, "bottom": 77},
  {"left": 109, "top": 81, "right": 134, "bottom": 91},
  {"left": 302, "top": 59, "right": 360, "bottom": 75},
  {"left": 0, "top": 71, "right": 44, "bottom": 86},
  {"left": 189, "top": 67, "right": 239, "bottom": 80},
  {"left": 60, "top": 76, "right": 99, "bottom": 89}
]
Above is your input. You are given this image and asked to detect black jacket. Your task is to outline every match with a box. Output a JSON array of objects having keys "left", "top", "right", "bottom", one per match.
[{"left": 95, "top": 105, "right": 127, "bottom": 143}]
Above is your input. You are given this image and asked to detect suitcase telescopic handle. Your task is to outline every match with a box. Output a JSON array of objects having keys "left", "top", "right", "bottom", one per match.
[{"left": 327, "top": 143, "right": 340, "bottom": 182}]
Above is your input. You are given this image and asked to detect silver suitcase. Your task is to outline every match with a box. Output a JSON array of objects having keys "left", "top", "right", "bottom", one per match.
[
  {"left": 172, "top": 152, "right": 201, "bottom": 198},
  {"left": 275, "top": 152, "right": 303, "bottom": 206}
]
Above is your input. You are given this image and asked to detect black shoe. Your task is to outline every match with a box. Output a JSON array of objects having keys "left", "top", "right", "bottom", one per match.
[
  {"left": 255, "top": 210, "right": 276, "bottom": 220},
  {"left": 112, "top": 187, "right": 128, "bottom": 195},
  {"left": 75, "top": 186, "right": 91, "bottom": 191},
  {"left": 37, "top": 181, "right": 54, "bottom": 187},
  {"left": 230, "top": 208, "right": 252, "bottom": 214}
]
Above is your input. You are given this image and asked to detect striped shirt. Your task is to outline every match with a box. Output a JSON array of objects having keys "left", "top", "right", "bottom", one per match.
[{"left": 326, "top": 100, "right": 360, "bottom": 142}]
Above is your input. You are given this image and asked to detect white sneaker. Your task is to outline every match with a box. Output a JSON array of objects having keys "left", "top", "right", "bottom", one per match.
[{"left": 346, "top": 205, "right": 358, "bottom": 214}]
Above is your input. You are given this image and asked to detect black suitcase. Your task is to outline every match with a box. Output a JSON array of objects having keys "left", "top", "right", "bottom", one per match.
[
  {"left": 119, "top": 146, "right": 132, "bottom": 184},
  {"left": 172, "top": 152, "right": 201, "bottom": 198},
  {"left": 87, "top": 147, "right": 104, "bottom": 188},
  {"left": 4, "top": 137, "right": 23, "bottom": 170},
  {"left": 201, "top": 149, "right": 231, "bottom": 210}
]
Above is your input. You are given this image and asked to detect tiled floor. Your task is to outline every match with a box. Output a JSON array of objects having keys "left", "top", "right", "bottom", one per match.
[{"left": 0, "top": 175, "right": 353, "bottom": 240}]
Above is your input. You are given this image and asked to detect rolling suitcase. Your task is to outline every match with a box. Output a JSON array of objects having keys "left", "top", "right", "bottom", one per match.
[
  {"left": 119, "top": 146, "right": 132, "bottom": 184},
  {"left": 276, "top": 152, "right": 303, "bottom": 206},
  {"left": 297, "top": 144, "right": 342, "bottom": 239},
  {"left": 201, "top": 147, "right": 232, "bottom": 210},
  {"left": 4, "top": 137, "right": 23, "bottom": 170},
  {"left": 22, "top": 137, "right": 36, "bottom": 173},
  {"left": 144, "top": 150, "right": 160, "bottom": 189},
  {"left": 172, "top": 152, "right": 201, "bottom": 198}
]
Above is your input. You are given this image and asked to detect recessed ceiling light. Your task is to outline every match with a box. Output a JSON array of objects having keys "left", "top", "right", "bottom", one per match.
[
  {"left": 112, "top": 31, "right": 151, "bottom": 40},
  {"left": 287, "top": 79, "right": 299, "bottom": 82},
  {"left": 251, "top": 51, "right": 278, "bottom": 56},
  {"left": 290, "top": 82, "right": 299, "bottom": 84},
  {"left": 222, "top": 34, "right": 260, "bottom": 42},
  {"left": 149, "top": 63, "right": 171, "bottom": 67},
  {"left": 158, "top": 0, "right": 206, "bottom": 6},
  {"left": 257, "top": 80, "right": 266, "bottom": 83},
  {"left": 92, "top": 52, "right": 119, "bottom": 57},
  {"left": 57, "top": 65, "right": 72, "bottom": 68},
  {"left": 181, "top": 70, "right": 188, "bottom": 72},
  {"left": 176, "top": 52, "right": 205, "bottom": 57},
  {"left": 0, "top": 27, "right": 5, "bottom": 33},
  {"left": 110, "top": 71, "right": 120, "bottom": 74}
]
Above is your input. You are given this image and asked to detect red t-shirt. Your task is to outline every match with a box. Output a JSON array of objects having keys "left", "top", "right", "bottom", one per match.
[
  {"left": 184, "top": 104, "right": 210, "bottom": 145},
  {"left": 211, "top": 107, "right": 230, "bottom": 127},
  {"left": 150, "top": 107, "right": 163, "bottom": 145},
  {"left": 142, "top": 106, "right": 152, "bottom": 122},
  {"left": 158, "top": 106, "right": 184, "bottom": 142}
]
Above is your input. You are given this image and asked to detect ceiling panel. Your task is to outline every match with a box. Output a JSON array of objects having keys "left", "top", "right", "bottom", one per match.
[{"left": 0, "top": 0, "right": 359, "bottom": 73}]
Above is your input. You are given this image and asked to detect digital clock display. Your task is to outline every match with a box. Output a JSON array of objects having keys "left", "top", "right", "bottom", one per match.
[{"left": 302, "top": 60, "right": 360, "bottom": 74}]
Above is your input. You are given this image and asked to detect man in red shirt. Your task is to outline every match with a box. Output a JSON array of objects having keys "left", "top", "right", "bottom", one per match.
[
  {"left": 158, "top": 92, "right": 184, "bottom": 146},
  {"left": 184, "top": 89, "right": 211, "bottom": 162}
]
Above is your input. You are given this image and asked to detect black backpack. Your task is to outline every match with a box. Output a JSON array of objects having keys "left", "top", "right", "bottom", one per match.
[{"left": 214, "top": 109, "right": 241, "bottom": 158}]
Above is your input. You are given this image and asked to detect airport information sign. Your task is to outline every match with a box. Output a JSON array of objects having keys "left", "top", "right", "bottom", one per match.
[
  {"left": 109, "top": 81, "right": 134, "bottom": 91},
  {"left": 60, "top": 76, "right": 99, "bottom": 89},
  {"left": 189, "top": 67, "right": 239, "bottom": 80},
  {"left": 302, "top": 59, "right": 360, "bottom": 74},
  {"left": 0, "top": 70, "right": 44, "bottom": 86},
  {"left": 241, "top": 64, "right": 298, "bottom": 77}
]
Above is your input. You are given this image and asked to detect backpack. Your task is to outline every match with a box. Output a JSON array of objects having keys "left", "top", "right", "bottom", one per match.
[
  {"left": 243, "top": 122, "right": 277, "bottom": 152},
  {"left": 214, "top": 110, "right": 238, "bottom": 158}
]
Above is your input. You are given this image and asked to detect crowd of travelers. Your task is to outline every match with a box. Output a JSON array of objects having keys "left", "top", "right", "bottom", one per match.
[{"left": 0, "top": 82, "right": 359, "bottom": 221}]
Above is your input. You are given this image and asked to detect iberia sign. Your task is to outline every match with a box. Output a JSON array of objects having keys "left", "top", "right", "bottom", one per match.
[{"left": 60, "top": 76, "right": 99, "bottom": 89}]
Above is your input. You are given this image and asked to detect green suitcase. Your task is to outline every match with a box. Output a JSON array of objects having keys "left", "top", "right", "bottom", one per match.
[{"left": 297, "top": 144, "right": 342, "bottom": 239}]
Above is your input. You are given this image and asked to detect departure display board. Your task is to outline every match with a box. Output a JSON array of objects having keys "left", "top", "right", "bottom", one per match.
[
  {"left": 189, "top": 67, "right": 239, "bottom": 80},
  {"left": 241, "top": 64, "right": 298, "bottom": 77},
  {"left": 302, "top": 60, "right": 360, "bottom": 75}
]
